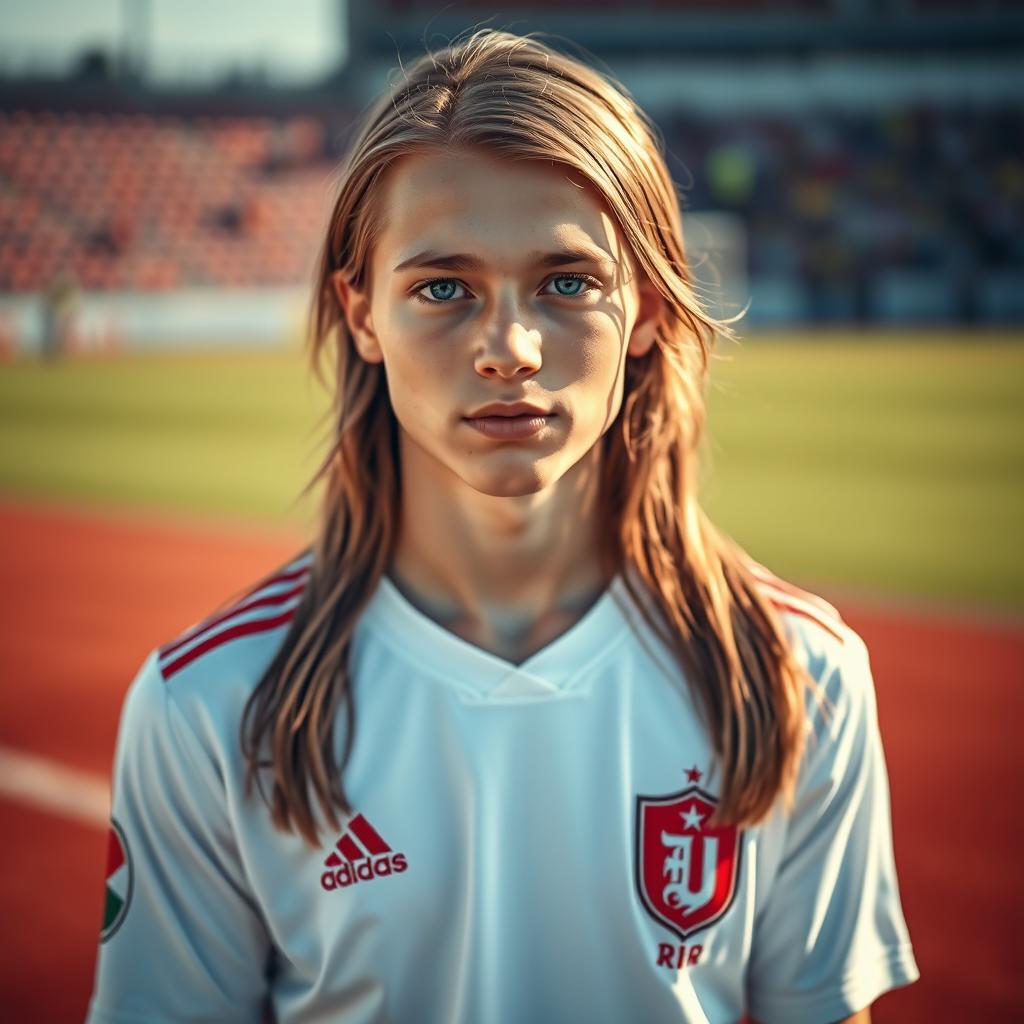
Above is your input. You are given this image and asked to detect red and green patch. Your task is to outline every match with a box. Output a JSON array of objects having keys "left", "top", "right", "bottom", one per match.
[{"left": 100, "top": 819, "right": 132, "bottom": 942}]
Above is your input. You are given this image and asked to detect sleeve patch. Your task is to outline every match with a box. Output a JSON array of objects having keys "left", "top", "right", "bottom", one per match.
[{"left": 100, "top": 818, "right": 133, "bottom": 943}]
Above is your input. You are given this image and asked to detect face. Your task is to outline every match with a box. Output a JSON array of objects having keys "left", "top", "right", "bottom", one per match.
[{"left": 332, "top": 147, "right": 663, "bottom": 499}]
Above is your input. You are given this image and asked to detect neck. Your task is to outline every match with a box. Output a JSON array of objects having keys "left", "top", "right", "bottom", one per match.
[{"left": 389, "top": 431, "right": 611, "bottom": 643}]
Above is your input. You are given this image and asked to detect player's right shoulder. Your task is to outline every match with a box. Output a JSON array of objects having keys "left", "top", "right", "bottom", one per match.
[{"left": 149, "top": 548, "right": 314, "bottom": 702}]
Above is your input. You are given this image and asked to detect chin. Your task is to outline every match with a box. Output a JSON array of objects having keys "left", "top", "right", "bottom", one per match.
[{"left": 464, "top": 464, "right": 551, "bottom": 498}]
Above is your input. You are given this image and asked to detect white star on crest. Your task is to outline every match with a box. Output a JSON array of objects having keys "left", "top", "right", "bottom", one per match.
[{"left": 680, "top": 803, "right": 704, "bottom": 830}]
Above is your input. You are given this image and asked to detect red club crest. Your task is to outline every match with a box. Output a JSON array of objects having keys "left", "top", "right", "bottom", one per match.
[{"left": 635, "top": 781, "right": 742, "bottom": 940}]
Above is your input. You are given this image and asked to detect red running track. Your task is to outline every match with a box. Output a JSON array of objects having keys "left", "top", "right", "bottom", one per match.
[{"left": 0, "top": 499, "right": 1020, "bottom": 1022}]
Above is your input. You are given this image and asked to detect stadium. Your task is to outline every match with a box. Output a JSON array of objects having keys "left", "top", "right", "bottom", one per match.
[{"left": 0, "top": 1, "right": 1021, "bottom": 1021}]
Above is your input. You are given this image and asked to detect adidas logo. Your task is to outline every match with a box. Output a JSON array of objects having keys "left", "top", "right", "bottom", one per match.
[{"left": 320, "top": 813, "right": 408, "bottom": 891}]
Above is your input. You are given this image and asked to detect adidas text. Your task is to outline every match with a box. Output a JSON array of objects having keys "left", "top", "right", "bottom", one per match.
[{"left": 321, "top": 853, "right": 408, "bottom": 890}]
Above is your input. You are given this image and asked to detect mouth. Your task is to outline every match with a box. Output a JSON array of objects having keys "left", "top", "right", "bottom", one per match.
[
  {"left": 464, "top": 401, "right": 553, "bottom": 419},
  {"left": 462, "top": 412, "right": 556, "bottom": 440},
  {"left": 463, "top": 411, "right": 555, "bottom": 420}
]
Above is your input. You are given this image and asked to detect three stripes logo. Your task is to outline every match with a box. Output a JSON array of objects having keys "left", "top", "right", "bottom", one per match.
[
  {"left": 157, "top": 554, "right": 313, "bottom": 682},
  {"left": 321, "top": 813, "right": 408, "bottom": 891},
  {"left": 100, "top": 819, "right": 132, "bottom": 942}
]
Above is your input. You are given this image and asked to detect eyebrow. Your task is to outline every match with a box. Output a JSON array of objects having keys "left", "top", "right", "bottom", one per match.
[{"left": 392, "top": 245, "right": 618, "bottom": 274}]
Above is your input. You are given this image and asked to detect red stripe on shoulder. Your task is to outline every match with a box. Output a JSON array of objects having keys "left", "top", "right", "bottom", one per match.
[
  {"left": 160, "top": 607, "right": 299, "bottom": 681},
  {"left": 745, "top": 559, "right": 841, "bottom": 622},
  {"left": 159, "top": 575, "right": 308, "bottom": 660},
  {"left": 156, "top": 554, "right": 313, "bottom": 682},
  {"left": 744, "top": 556, "right": 847, "bottom": 645},
  {"left": 765, "top": 597, "right": 846, "bottom": 645}
]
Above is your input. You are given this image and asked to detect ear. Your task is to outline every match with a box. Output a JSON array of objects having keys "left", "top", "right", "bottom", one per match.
[
  {"left": 626, "top": 272, "right": 663, "bottom": 359},
  {"left": 330, "top": 270, "right": 384, "bottom": 364}
]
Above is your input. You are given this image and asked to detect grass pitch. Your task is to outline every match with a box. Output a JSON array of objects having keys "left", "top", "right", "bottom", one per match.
[
  {"left": 703, "top": 331, "right": 1023, "bottom": 612},
  {"left": 0, "top": 330, "right": 1021, "bottom": 612}
]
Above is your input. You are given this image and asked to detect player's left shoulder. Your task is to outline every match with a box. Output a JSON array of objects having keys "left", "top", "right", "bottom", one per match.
[
  {"left": 744, "top": 558, "right": 889, "bottom": 805},
  {"left": 744, "top": 555, "right": 872, "bottom": 708}
]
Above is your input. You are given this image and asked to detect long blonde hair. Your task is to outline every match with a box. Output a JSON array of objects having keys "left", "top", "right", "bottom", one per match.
[{"left": 241, "top": 27, "right": 812, "bottom": 846}]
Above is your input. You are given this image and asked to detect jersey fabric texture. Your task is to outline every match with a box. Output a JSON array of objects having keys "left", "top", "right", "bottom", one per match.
[{"left": 87, "top": 554, "right": 919, "bottom": 1024}]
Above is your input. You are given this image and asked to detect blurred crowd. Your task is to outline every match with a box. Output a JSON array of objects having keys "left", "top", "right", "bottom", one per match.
[
  {"left": 667, "top": 102, "right": 1023, "bottom": 321},
  {"left": 0, "top": 110, "right": 340, "bottom": 292},
  {"left": 0, "top": 101, "right": 1021, "bottom": 322}
]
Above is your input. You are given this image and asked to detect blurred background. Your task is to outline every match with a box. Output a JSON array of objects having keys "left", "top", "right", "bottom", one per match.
[{"left": 0, "top": 1, "right": 1021, "bottom": 1021}]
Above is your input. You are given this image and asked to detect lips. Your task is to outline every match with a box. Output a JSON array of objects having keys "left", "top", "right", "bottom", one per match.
[
  {"left": 465, "top": 401, "right": 553, "bottom": 419},
  {"left": 464, "top": 412, "right": 554, "bottom": 440}
]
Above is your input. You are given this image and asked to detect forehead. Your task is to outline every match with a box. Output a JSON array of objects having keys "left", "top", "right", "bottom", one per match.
[{"left": 372, "top": 148, "right": 632, "bottom": 275}]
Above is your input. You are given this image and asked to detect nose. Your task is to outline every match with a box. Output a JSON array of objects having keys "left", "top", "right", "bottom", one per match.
[{"left": 473, "top": 302, "right": 542, "bottom": 379}]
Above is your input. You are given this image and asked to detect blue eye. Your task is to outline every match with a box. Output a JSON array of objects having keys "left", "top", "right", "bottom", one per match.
[
  {"left": 418, "top": 279, "right": 465, "bottom": 304},
  {"left": 551, "top": 276, "right": 588, "bottom": 297},
  {"left": 412, "top": 272, "right": 601, "bottom": 306}
]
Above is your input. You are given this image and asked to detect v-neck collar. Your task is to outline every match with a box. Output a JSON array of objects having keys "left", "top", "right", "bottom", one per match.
[{"left": 359, "top": 571, "right": 633, "bottom": 702}]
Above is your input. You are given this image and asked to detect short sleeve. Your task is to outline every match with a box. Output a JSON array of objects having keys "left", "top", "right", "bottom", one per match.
[
  {"left": 746, "top": 629, "right": 920, "bottom": 1024},
  {"left": 87, "top": 650, "right": 272, "bottom": 1024}
]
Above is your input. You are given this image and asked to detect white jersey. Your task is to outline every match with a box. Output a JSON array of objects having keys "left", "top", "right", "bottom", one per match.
[{"left": 88, "top": 553, "right": 918, "bottom": 1024}]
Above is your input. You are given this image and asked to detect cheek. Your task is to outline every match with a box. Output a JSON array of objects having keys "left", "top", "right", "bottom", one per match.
[
  {"left": 571, "top": 319, "right": 628, "bottom": 392},
  {"left": 384, "top": 312, "right": 460, "bottom": 377},
  {"left": 382, "top": 340, "right": 451, "bottom": 424},
  {"left": 567, "top": 323, "right": 630, "bottom": 432},
  {"left": 575, "top": 339, "right": 620, "bottom": 383}
]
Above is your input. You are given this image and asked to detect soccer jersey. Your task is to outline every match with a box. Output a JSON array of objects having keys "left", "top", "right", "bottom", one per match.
[{"left": 88, "top": 553, "right": 919, "bottom": 1024}]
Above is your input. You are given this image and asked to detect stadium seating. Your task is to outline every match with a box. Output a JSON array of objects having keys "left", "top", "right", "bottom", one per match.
[
  {"left": 1, "top": 103, "right": 1020, "bottom": 324},
  {"left": 0, "top": 110, "right": 332, "bottom": 291},
  {"left": 665, "top": 102, "right": 1023, "bottom": 321}
]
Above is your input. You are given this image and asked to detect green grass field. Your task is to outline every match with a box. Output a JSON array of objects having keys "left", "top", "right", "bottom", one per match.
[{"left": 1, "top": 330, "right": 1021, "bottom": 613}]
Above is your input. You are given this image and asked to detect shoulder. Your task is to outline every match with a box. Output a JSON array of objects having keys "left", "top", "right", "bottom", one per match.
[
  {"left": 744, "top": 554, "right": 850, "bottom": 648},
  {"left": 136, "top": 549, "right": 314, "bottom": 726},
  {"left": 156, "top": 549, "right": 313, "bottom": 681},
  {"left": 745, "top": 554, "right": 864, "bottom": 665},
  {"left": 743, "top": 555, "right": 875, "bottom": 739},
  {"left": 109, "top": 551, "right": 315, "bottom": 821}
]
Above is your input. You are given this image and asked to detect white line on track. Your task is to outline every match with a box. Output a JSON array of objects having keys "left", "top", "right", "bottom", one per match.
[{"left": 0, "top": 745, "right": 109, "bottom": 828}]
